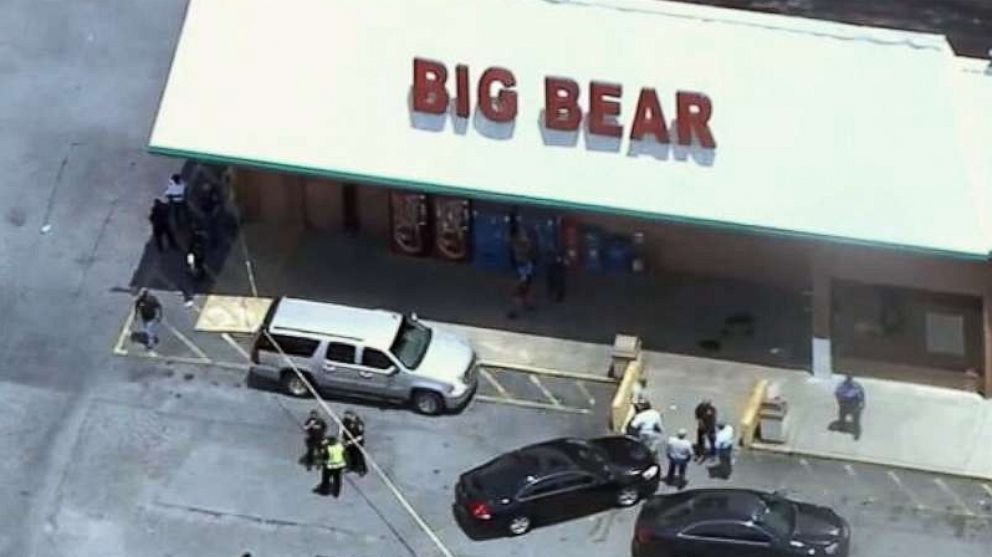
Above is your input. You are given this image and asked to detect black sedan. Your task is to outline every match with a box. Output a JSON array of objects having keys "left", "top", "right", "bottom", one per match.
[
  {"left": 632, "top": 489, "right": 850, "bottom": 557},
  {"left": 454, "top": 436, "right": 660, "bottom": 536}
]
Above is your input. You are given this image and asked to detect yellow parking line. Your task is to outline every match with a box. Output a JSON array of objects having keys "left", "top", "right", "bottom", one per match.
[
  {"left": 529, "top": 375, "right": 561, "bottom": 407},
  {"left": 163, "top": 319, "right": 210, "bottom": 362},
  {"left": 575, "top": 380, "right": 596, "bottom": 407},
  {"left": 480, "top": 369, "right": 510, "bottom": 399},
  {"left": 475, "top": 395, "right": 589, "bottom": 415}
]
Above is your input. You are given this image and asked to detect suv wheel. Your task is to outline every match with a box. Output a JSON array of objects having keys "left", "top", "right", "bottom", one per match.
[
  {"left": 281, "top": 370, "right": 312, "bottom": 398},
  {"left": 616, "top": 485, "right": 641, "bottom": 507},
  {"left": 507, "top": 515, "right": 531, "bottom": 536},
  {"left": 411, "top": 390, "right": 444, "bottom": 415}
]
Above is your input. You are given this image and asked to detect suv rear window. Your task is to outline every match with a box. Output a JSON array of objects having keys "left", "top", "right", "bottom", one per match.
[{"left": 256, "top": 334, "right": 319, "bottom": 357}]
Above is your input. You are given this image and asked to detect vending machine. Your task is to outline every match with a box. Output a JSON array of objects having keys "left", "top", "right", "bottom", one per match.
[
  {"left": 389, "top": 191, "right": 431, "bottom": 256},
  {"left": 432, "top": 196, "right": 472, "bottom": 261}
]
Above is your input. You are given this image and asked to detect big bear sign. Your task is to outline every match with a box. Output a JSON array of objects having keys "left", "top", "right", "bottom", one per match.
[{"left": 411, "top": 57, "right": 717, "bottom": 149}]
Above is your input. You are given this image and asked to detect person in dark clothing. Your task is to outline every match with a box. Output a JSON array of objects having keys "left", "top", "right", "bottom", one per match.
[
  {"left": 508, "top": 227, "right": 536, "bottom": 319},
  {"left": 186, "top": 226, "right": 208, "bottom": 281},
  {"left": 133, "top": 289, "right": 163, "bottom": 349},
  {"left": 694, "top": 399, "right": 718, "bottom": 461},
  {"left": 341, "top": 410, "right": 367, "bottom": 476},
  {"left": 546, "top": 252, "right": 566, "bottom": 303},
  {"left": 149, "top": 199, "right": 177, "bottom": 252},
  {"left": 302, "top": 410, "right": 327, "bottom": 471},
  {"left": 198, "top": 182, "right": 224, "bottom": 246},
  {"left": 834, "top": 374, "right": 866, "bottom": 440}
]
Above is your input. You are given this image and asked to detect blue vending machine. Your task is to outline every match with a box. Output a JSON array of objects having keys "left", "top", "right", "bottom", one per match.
[
  {"left": 604, "top": 234, "right": 633, "bottom": 272},
  {"left": 514, "top": 207, "right": 561, "bottom": 268},
  {"left": 582, "top": 225, "right": 604, "bottom": 272},
  {"left": 471, "top": 203, "right": 513, "bottom": 271}
]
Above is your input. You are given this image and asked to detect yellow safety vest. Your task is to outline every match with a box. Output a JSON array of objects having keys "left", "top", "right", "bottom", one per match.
[{"left": 324, "top": 443, "right": 346, "bottom": 470}]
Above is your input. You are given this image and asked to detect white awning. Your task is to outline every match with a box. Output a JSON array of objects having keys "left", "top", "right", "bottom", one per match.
[{"left": 149, "top": 0, "right": 992, "bottom": 259}]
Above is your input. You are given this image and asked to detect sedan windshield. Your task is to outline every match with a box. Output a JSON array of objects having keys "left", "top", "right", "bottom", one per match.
[
  {"left": 390, "top": 316, "right": 432, "bottom": 369},
  {"left": 759, "top": 496, "right": 795, "bottom": 538}
]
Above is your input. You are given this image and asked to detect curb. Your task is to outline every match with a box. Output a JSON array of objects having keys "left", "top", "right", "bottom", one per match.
[{"left": 750, "top": 441, "right": 992, "bottom": 482}]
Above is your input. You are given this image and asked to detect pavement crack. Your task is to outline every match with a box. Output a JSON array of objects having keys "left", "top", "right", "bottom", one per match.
[{"left": 150, "top": 500, "right": 385, "bottom": 539}]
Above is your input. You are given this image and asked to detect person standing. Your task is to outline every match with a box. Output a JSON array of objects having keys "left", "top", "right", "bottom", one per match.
[
  {"left": 713, "top": 422, "right": 735, "bottom": 479},
  {"left": 342, "top": 410, "right": 367, "bottom": 476},
  {"left": 834, "top": 374, "right": 866, "bottom": 440},
  {"left": 314, "top": 436, "right": 346, "bottom": 497},
  {"left": 546, "top": 251, "right": 566, "bottom": 303},
  {"left": 508, "top": 227, "right": 536, "bottom": 319},
  {"left": 302, "top": 410, "right": 327, "bottom": 471},
  {"left": 149, "top": 199, "right": 177, "bottom": 252},
  {"left": 694, "top": 399, "right": 717, "bottom": 461},
  {"left": 134, "top": 289, "right": 163, "bottom": 349},
  {"left": 665, "top": 429, "right": 694, "bottom": 489},
  {"left": 627, "top": 401, "right": 665, "bottom": 459},
  {"left": 186, "top": 226, "right": 208, "bottom": 282},
  {"left": 165, "top": 173, "right": 187, "bottom": 228}
]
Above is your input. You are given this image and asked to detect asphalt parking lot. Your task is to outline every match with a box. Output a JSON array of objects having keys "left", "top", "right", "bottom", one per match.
[{"left": 103, "top": 292, "right": 992, "bottom": 557}]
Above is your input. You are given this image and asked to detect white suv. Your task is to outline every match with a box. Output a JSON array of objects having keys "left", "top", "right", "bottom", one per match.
[{"left": 250, "top": 297, "right": 478, "bottom": 415}]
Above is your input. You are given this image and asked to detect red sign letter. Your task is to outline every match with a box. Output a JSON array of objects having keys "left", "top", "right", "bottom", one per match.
[
  {"left": 412, "top": 58, "right": 448, "bottom": 114},
  {"left": 588, "top": 81, "right": 623, "bottom": 138},
  {"left": 454, "top": 64, "right": 470, "bottom": 118},
  {"left": 477, "top": 67, "right": 518, "bottom": 122},
  {"left": 544, "top": 77, "right": 581, "bottom": 131},
  {"left": 630, "top": 88, "right": 669, "bottom": 143},
  {"left": 676, "top": 91, "right": 716, "bottom": 148}
]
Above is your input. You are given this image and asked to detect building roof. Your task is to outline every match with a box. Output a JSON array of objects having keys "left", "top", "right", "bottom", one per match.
[
  {"left": 271, "top": 298, "right": 402, "bottom": 349},
  {"left": 669, "top": 0, "right": 992, "bottom": 59},
  {"left": 149, "top": 0, "right": 992, "bottom": 259}
]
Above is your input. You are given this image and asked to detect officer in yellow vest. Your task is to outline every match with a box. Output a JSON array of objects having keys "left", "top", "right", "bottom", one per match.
[{"left": 314, "top": 436, "right": 346, "bottom": 497}]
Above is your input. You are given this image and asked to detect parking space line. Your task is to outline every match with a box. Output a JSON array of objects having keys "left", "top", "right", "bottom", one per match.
[
  {"left": 479, "top": 368, "right": 511, "bottom": 399},
  {"left": 475, "top": 395, "right": 589, "bottom": 415},
  {"left": 887, "top": 471, "right": 927, "bottom": 511},
  {"left": 933, "top": 478, "right": 976, "bottom": 517},
  {"left": 843, "top": 464, "right": 857, "bottom": 477},
  {"left": 982, "top": 484, "right": 992, "bottom": 499},
  {"left": 113, "top": 306, "right": 136, "bottom": 355},
  {"left": 575, "top": 380, "right": 596, "bottom": 407},
  {"left": 163, "top": 319, "right": 210, "bottom": 362},
  {"left": 529, "top": 375, "right": 562, "bottom": 407},
  {"left": 478, "top": 360, "right": 616, "bottom": 383},
  {"left": 221, "top": 332, "right": 251, "bottom": 361}
]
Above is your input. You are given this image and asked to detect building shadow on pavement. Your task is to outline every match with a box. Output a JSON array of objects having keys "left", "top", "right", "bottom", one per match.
[{"left": 127, "top": 217, "right": 812, "bottom": 371}]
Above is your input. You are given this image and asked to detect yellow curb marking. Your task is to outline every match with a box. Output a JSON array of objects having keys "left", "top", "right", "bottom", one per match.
[{"left": 529, "top": 374, "right": 561, "bottom": 407}]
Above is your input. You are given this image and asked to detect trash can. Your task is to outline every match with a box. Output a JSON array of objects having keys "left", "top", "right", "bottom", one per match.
[
  {"left": 611, "top": 334, "right": 641, "bottom": 379},
  {"left": 758, "top": 397, "right": 788, "bottom": 444}
]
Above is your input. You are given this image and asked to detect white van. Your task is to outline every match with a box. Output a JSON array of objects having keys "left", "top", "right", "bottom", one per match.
[{"left": 250, "top": 298, "right": 478, "bottom": 415}]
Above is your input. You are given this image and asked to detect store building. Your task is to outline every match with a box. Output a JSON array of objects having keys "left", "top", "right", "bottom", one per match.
[{"left": 148, "top": 0, "right": 992, "bottom": 394}]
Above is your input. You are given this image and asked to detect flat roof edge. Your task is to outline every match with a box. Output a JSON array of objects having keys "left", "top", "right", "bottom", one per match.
[{"left": 148, "top": 144, "right": 991, "bottom": 262}]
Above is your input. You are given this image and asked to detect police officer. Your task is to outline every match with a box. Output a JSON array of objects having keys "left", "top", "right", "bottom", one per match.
[
  {"left": 342, "top": 410, "right": 367, "bottom": 476},
  {"left": 302, "top": 410, "right": 327, "bottom": 470},
  {"left": 314, "top": 436, "right": 347, "bottom": 497}
]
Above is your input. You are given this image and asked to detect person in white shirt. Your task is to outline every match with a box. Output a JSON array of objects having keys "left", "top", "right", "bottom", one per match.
[
  {"left": 714, "top": 423, "right": 736, "bottom": 479},
  {"left": 164, "top": 173, "right": 187, "bottom": 226},
  {"left": 627, "top": 401, "right": 664, "bottom": 458},
  {"left": 665, "top": 429, "right": 694, "bottom": 488}
]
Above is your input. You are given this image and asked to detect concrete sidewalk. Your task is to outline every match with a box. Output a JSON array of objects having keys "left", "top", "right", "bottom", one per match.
[
  {"left": 753, "top": 374, "right": 992, "bottom": 481},
  {"left": 634, "top": 354, "right": 992, "bottom": 481}
]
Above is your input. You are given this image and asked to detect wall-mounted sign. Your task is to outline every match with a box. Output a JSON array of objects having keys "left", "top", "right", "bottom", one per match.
[{"left": 411, "top": 57, "right": 716, "bottom": 149}]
